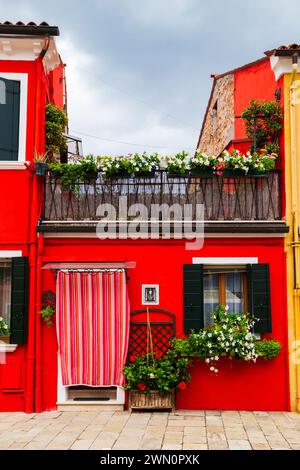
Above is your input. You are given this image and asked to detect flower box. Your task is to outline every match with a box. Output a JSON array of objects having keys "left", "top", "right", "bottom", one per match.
[
  {"left": 167, "top": 171, "right": 190, "bottom": 178},
  {"left": 35, "top": 162, "right": 47, "bottom": 176},
  {"left": 190, "top": 169, "right": 214, "bottom": 177},
  {"left": 128, "top": 390, "right": 175, "bottom": 411},
  {"left": 246, "top": 170, "right": 267, "bottom": 178},
  {"left": 0, "top": 336, "right": 10, "bottom": 344},
  {"left": 133, "top": 170, "right": 156, "bottom": 178},
  {"left": 222, "top": 169, "right": 246, "bottom": 177}
]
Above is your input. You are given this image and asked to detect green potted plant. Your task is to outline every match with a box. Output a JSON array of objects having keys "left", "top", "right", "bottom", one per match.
[
  {"left": 78, "top": 155, "right": 98, "bottom": 182},
  {"left": 34, "top": 150, "right": 49, "bottom": 176},
  {"left": 124, "top": 350, "right": 191, "bottom": 410},
  {"left": 126, "top": 152, "right": 159, "bottom": 177},
  {"left": 241, "top": 99, "right": 283, "bottom": 153},
  {"left": 99, "top": 155, "right": 131, "bottom": 179},
  {"left": 166, "top": 151, "right": 190, "bottom": 178},
  {"left": 221, "top": 150, "right": 248, "bottom": 177},
  {"left": 190, "top": 151, "right": 216, "bottom": 177},
  {"left": 38, "top": 305, "right": 55, "bottom": 327},
  {"left": 0, "top": 317, "right": 10, "bottom": 343}
]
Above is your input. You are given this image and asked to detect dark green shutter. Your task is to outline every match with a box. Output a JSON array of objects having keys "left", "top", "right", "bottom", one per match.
[
  {"left": 10, "top": 257, "right": 29, "bottom": 344},
  {"left": 183, "top": 264, "right": 204, "bottom": 333},
  {"left": 0, "top": 78, "right": 20, "bottom": 161},
  {"left": 247, "top": 263, "right": 272, "bottom": 333}
]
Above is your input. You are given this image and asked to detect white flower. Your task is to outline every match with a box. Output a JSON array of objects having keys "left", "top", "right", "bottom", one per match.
[
  {"left": 225, "top": 305, "right": 229, "bottom": 312},
  {"left": 214, "top": 356, "right": 219, "bottom": 361},
  {"left": 207, "top": 332, "right": 212, "bottom": 338},
  {"left": 205, "top": 358, "right": 210, "bottom": 363},
  {"left": 210, "top": 366, "right": 215, "bottom": 372}
]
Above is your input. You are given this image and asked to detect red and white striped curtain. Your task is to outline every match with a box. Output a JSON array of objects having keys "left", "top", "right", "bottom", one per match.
[{"left": 56, "top": 270, "right": 130, "bottom": 387}]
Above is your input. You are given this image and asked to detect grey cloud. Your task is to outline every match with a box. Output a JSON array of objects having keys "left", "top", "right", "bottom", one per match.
[{"left": 1, "top": 0, "right": 300, "bottom": 154}]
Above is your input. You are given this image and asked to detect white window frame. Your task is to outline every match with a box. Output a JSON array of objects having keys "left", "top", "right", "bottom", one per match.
[{"left": 0, "top": 73, "right": 28, "bottom": 169}]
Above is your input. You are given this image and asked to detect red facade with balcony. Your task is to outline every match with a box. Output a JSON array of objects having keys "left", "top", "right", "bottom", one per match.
[{"left": 0, "top": 24, "right": 290, "bottom": 412}]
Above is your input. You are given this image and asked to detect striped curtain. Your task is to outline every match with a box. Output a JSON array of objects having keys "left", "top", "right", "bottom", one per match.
[{"left": 56, "top": 270, "right": 130, "bottom": 387}]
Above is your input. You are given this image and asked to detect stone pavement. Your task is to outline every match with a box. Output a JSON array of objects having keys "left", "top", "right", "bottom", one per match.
[{"left": 1, "top": 410, "right": 300, "bottom": 450}]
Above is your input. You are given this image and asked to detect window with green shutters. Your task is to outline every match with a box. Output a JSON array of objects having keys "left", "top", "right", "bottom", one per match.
[
  {"left": 0, "top": 77, "right": 20, "bottom": 161},
  {"left": 183, "top": 263, "right": 272, "bottom": 334},
  {"left": 10, "top": 257, "right": 29, "bottom": 344}
]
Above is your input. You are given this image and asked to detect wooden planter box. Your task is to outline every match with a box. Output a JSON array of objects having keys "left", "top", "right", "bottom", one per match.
[
  {"left": 0, "top": 336, "right": 10, "bottom": 344},
  {"left": 128, "top": 390, "right": 175, "bottom": 411}
]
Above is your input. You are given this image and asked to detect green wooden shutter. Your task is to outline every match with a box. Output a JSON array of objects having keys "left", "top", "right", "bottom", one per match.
[
  {"left": 10, "top": 257, "right": 29, "bottom": 344},
  {"left": 0, "top": 78, "right": 20, "bottom": 161},
  {"left": 247, "top": 263, "right": 272, "bottom": 333},
  {"left": 183, "top": 264, "right": 204, "bottom": 333}
]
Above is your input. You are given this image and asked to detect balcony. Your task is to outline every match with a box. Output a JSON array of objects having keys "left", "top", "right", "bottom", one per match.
[{"left": 39, "top": 170, "right": 287, "bottom": 234}]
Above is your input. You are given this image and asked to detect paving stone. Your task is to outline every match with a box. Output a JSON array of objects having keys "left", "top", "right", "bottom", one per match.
[
  {"left": 90, "top": 439, "right": 116, "bottom": 450},
  {"left": 139, "top": 438, "right": 162, "bottom": 449},
  {"left": 228, "top": 439, "right": 252, "bottom": 450},
  {"left": 71, "top": 439, "right": 94, "bottom": 450},
  {"left": 162, "top": 443, "right": 182, "bottom": 450},
  {"left": 184, "top": 426, "right": 206, "bottom": 435},
  {"left": 183, "top": 443, "right": 208, "bottom": 450},
  {"left": 183, "top": 435, "right": 207, "bottom": 444}
]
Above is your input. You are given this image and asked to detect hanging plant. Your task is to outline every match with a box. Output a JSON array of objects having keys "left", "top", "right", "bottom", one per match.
[{"left": 39, "top": 290, "right": 56, "bottom": 327}]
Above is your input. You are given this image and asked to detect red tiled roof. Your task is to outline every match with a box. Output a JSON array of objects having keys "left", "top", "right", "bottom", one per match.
[{"left": 0, "top": 21, "right": 59, "bottom": 36}]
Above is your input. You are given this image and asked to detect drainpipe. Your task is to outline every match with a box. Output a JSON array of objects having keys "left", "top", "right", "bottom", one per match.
[
  {"left": 34, "top": 233, "right": 44, "bottom": 412},
  {"left": 289, "top": 52, "right": 300, "bottom": 412}
]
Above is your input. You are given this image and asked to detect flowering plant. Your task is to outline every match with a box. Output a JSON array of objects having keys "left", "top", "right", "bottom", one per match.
[
  {"left": 98, "top": 155, "right": 130, "bottom": 178},
  {"left": 0, "top": 317, "right": 10, "bottom": 336},
  {"left": 172, "top": 305, "right": 281, "bottom": 373},
  {"left": 123, "top": 349, "right": 191, "bottom": 394},
  {"left": 126, "top": 152, "right": 160, "bottom": 175},
  {"left": 220, "top": 149, "right": 277, "bottom": 174},
  {"left": 190, "top": 151, "right": 216, "bottom": 170},
  {"left": 166, "top": 151, "right": 190, "bottom": 175}
]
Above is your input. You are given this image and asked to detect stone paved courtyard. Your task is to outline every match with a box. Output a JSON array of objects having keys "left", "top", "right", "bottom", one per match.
[{"left": 1, "top": 410, "right": 300, "bottom": 450}]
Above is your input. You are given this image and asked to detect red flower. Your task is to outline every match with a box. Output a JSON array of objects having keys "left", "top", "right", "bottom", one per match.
[
  {"left": 130, "top": 355, "right": 136, "bottom": 362},
  {"left": 155, "top": 351, "right": 164, "bottom": 358},
  {"left": 137, "top": 383, "right": 146, "bottom": 391},
  {"left": 178, "top": 381, "right": 187, "bottom": 391}
]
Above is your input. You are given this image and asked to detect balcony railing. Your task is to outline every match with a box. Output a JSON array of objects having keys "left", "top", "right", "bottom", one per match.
[{"left": 42, "top": 170, "right": 282, "bottom": 222}]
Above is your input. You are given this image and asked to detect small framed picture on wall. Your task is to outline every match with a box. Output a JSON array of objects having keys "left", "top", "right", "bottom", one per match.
[{"left": 142, "top": 284, "right": 159, "bottom": 305}]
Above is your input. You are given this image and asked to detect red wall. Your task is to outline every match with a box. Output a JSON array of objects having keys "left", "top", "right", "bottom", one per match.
[
  {"left": 234, "top": 59, "right": 279, "bottom": 140},
  {"left": 40, "top": 237, "right": 289, "bottom": 411},
  {"left": 0, "top": 56, "right": 64, "bottom": 412}
]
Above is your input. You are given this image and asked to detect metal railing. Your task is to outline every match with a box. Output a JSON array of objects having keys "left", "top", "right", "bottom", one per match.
[{"left": 42, "top": 170, "right": 282, "bottom": 222}]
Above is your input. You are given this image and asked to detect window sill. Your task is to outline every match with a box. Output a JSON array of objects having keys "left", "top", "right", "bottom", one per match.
[
  {"left": 0, "top": 162, "right": 27, "bottom": 170},
  {"left": 0, "top": 343, "right": 18, "bottom": 353}
]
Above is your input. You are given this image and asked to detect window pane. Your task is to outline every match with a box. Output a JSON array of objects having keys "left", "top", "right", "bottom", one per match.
[
  {"left": 0, "top": 78, "right": 20, "bottom": 161},
  {"left": 0, "top": 260, "right": 12, "bottom": 328},
  {"left": 203, "top": 273, "right": 219, "bottom": 325},
  {"left": 226, "top": 272, "right": 244, "bottom": 314}
]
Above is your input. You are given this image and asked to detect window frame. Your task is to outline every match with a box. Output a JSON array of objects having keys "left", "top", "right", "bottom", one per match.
[{"left": 0, "top": 73, "right": 28, "bottom": 169}]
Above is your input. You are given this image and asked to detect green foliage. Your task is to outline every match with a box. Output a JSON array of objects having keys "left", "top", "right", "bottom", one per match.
[
  {"left": 255, "top": 339, "right": 281, "bottom": 359},
  {"left": 241, "top": 99, "right": 283, "bottom": 151},
  {"left": 166, "top": 151, "right": 189, "bottom": 174},
  {"left": 190, "top": 152, "right": 217, "bottom": 170},
  {"left": 45, "top": 103, "right": 68, "bottom": 156},
  {"left": 0, "top": 317, "right": 10, "bottom": 336},
  {"left": 123, "top": 350, "right": 191, "bottom": 394},
  {"left": 126, "top": 152, "right": 160, "bottom": 175},
  {"left": 38, "top": 306, "right": 55, "bottom": 327},
  {"left": 171, "top": 305, "right": 281, "bottom": 372},
  {"left": 48, "top": 155, "right": 98, "bottom": 191}
]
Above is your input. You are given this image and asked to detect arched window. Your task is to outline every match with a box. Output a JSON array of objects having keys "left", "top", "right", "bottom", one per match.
[{"left": 0, "top": 79, "right": 6, "bottom": 105}]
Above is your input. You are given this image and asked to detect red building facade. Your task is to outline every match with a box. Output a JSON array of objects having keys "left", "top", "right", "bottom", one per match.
[{"left": 0, "top": 24, "right": 290, "bottom": 412}]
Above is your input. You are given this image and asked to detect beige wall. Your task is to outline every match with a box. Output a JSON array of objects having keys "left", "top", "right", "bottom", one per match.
[{"left": 198, "top": 74, "right": 234, "bottom": 155}]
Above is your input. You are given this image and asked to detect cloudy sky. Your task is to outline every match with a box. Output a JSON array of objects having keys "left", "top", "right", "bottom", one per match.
[{"left": 1, "top": 0, "right": 300, "bottom": 155}]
